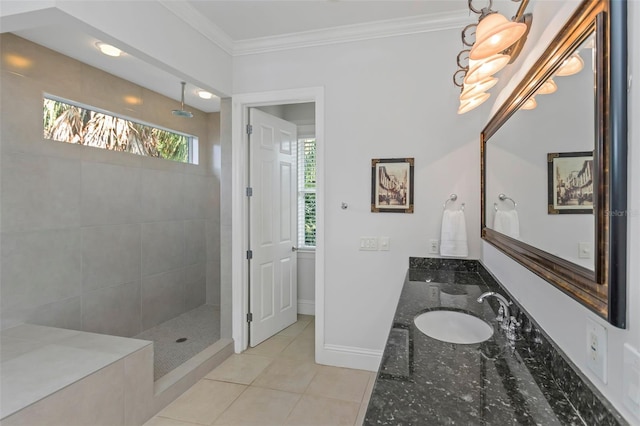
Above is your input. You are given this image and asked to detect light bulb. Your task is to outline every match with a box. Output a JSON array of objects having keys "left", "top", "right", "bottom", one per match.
[{"left": 95, "top": 42, "right": 122, "bottom": 57}]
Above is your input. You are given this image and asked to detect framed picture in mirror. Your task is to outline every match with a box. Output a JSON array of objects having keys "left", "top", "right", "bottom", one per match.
[{"left": 547, "top": 151, "right": 594, "bottom": 214}]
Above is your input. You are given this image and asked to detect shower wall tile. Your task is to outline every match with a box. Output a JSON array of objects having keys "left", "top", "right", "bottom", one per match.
[
  {"left": 82, "top": 224, "right": 141, "bottom": 291},
  {"left": 1, "top": 152, "right": 81, "bottom": 232},
  {"left": 207, "top": 261, "right": 221, "bottom": 307},
  {"left": 124, "top": 346, "right": 155, "bottom": 426},
  {"left": 0, "top": 296, "right": 82, "bottom": 331},
  {"left": 185, "top": 262, "right": 206, "bottom": 311},
  {"left": 1, "top": 358, "right": 126, "bottom": 426},
  {"left": 82, "top": 281, "right": 142, "bottom": 338},
  {"left": 1, "top": 229, "right": 81, "bottom": 313},
  {"left": 141, "top": 168, "right": 184, "bottom": 222},
  {"left": 141, "top": 221, "right": 185, "bottom": 277},
  {"left": 81, "top": 162, "right": 141, "bottom": 226},
  {"left": 182, "top": 174, "right": 208, "bottom": 220},
  {"left": 141, "top": 269, "right": 185, "bottom": 330},
  {"left": 206, "top": 219, "right": 221, "bottom": 264},
  {"left": 26, "top": 297, "right": 82, "bottom": 331},
  {"left": 185, "top": 220, "right": 206, "bottom": 265}
]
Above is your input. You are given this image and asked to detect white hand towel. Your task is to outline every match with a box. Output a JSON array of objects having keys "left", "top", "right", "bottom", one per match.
[
  {"left": 493, "top": 210, "right": 520, "bottom": 239},
  {"left": 439, "top": 209, "right": 468, "bottom": 258}
]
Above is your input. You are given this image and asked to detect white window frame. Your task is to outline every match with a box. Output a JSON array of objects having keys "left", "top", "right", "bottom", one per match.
[{"left": 297, "top": 130, "right": 316, "bottom": 250}]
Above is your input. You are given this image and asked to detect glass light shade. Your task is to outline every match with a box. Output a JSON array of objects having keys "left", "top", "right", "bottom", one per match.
[
  {"left": 536, "top": 79, "right": 557, "bottom": 95},
  {"left": 556, "top": 53, "right": 584, "bottom": 76},
  {"left": 521, "top": 97, "right": 537, "bottom": 110},
  {"left": 464, "top": 54, "right": 510, "bottom": 85},
  {"left": 197, "top": 90, "right": 214, "bottom": 99},
  {"left": 457, "top": 92, "right": 490, "bottom": 114},
  {"left": 95, "top": 42, "right": 122, "bottom": 57},
  {"left": 460, "top": 77, "right": 498, "bottom": 101},
  {"left": 469, "top": 13, "right": 527, "bottom": 60}
]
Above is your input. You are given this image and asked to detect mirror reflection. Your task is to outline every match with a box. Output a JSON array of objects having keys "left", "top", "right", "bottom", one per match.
[{"left": 485, "top": 33, "right": 596, "bottom": 270}]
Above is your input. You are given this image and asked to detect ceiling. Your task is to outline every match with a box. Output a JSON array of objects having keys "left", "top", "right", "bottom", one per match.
[
  {"left": 188, "top": 1, "right": 467, "bottom": 41},
  {"left": 10, "top": 1, "right": 468, "bottom": 113}
]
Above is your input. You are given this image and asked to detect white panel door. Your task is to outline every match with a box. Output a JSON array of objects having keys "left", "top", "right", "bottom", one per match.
[{"left": 249, "top": 108, "right": 298, "bottom": 347}]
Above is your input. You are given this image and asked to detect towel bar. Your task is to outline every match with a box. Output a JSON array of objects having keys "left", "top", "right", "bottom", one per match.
[
  {"left": 496, "top": 193, "right": 517, "bottom": 210},
  {"left": 444, "top": 194, "right": 465, "bottom": 211}
]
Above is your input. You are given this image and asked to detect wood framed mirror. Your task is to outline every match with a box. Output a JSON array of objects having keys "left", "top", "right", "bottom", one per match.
[{"left": 481, "top": 0, "right": 627, "bottom": 327}]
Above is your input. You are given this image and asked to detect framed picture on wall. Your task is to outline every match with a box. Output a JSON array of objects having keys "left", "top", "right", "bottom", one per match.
[
  {"left": 547, "top": 151, "right": 594, "bottom": 214},
  {"left": 371, "top": 158, "right": 414, "bottom": 213}
]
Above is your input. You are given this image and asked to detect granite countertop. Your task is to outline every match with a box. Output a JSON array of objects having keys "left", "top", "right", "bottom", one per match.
[{"left": 364, "top": 263, "right": 626, "bottom": 426}]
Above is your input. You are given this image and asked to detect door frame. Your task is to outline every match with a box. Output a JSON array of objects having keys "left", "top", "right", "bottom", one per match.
[{"left": 231, "top": 87, "right": 325, "bottom": 356}]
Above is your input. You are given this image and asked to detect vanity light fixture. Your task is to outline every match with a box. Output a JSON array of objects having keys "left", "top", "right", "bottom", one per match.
[
  {"left": 197, "top": 89, "right": 214, "bottom": 100},
  {"left": 460, "top": 76, "right": 498, "bottom": 101},
  {"left": 556, "top": 53, "right": 584, "bottom": 76},
  {"left": 453, "top": 0, "right": 532, "bottom": 114},
  {"left": 458, "top": 92, "right": 490, "bottom": 115},
  {"left": 536, "top": 79, "right": 557, "bottom": 95},
  {"left": 95, "top": 42, "right": 123, "bottom": 57},
  {"left": 521, "top": 97, "right": 537, "bottom": 110},
  {"left": 470, "top": 12, "right": 527, "bottom": 60}
]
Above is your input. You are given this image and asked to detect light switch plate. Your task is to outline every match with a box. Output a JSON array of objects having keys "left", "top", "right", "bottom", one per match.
[
  {"left": 586, "top": 317, "right": 607, "bottom": 383},
  {"left": 579, "top": 242, "right": 592, "bottom": 259},
  {"left": 623, "top": 343, "right": 640, "bottom": 419},
  {"left": 359, "top": 237, "right": 378, "bottom": 251},
  {"left": 429, "top": 239, "right": 439, "bottom": 254},
  {"left": 379, "top": 237, "right": 390, "bottom": 251}
]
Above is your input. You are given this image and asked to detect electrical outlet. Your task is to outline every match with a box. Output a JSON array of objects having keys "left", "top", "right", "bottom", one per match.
[
  {"left": 579, "top": 242, "right": 592, "bottom": 259},
  {"left": 429, "top": 239, "right": 439, "bottom": 254},
  {"left": 586, "top": 317, "right": 607, "bottom": 383},
  {"left": 623, "top": 344, "right": 640, "bottom": 418},
  {"left": 379, "top": 237, "right": 390, "bottom": 251},
  {"left": 359, "top": 237, "right": 378, "bottom": 251}
]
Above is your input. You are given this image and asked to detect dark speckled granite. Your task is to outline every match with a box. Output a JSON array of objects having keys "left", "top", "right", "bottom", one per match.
[{"left": 364, "top": 258, "right": 627, "bottom": 426}]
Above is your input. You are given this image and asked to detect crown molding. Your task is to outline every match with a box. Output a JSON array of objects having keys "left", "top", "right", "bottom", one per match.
[
  {"left": 233, "top": 10, "right": 471, "bottom": 56},
  {"left": 158, "top": 0, "right": 234, "bottom": 55},
  {"left": 161, "top": 2, "right": 471, "bottom": 57}
]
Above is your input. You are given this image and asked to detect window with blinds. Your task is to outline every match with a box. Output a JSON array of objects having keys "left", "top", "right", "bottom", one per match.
[{"left": 298, "top": 138, "right": 316, "bottom": 248}]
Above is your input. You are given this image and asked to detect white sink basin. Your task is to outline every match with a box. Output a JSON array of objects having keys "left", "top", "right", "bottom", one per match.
[{"left": 414, "top": 310, "right": 493, "bottom": 344}]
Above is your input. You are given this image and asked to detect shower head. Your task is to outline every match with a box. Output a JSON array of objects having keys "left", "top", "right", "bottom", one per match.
[{"left": 172, "top": 81, "right": 193, "bottom": 118}]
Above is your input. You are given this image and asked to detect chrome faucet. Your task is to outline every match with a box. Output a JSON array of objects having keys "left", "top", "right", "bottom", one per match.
[{"left": 477, "top": 292, "right": 512, "bottom": 329}]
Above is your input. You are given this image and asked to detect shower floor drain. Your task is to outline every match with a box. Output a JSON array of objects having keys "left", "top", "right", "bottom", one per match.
[{"left": 176, "top": 337, "right": 187, "bottom": 343}]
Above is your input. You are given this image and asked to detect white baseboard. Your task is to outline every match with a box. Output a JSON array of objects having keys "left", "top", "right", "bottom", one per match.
[
  {"left": 297, "top": 299, "right": 315, "bottom": 315},
  {"left": 317, "top": 344, "right": 382, "bottom": 371}
]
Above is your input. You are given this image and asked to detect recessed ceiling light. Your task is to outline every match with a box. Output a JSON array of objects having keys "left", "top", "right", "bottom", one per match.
[
  {"left": 197, "top": 90, "right": 214, "bottom": 100},
  {"left": 95, "top": 42, "right": 123, "bottom": 57}
]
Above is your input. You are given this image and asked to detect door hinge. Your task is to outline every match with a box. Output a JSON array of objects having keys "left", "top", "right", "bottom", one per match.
[
  {"left": 246, "top": 124, "right": 253, "bottom": 135},
  {"left": 247, "top": 313, "right": 253, "bottom": 322},
  {"left": 246, "top": 187, "right": 253, "bottom": 197},
  {"left": 246, "top": 249, "right": 253, "bottom": 260}
]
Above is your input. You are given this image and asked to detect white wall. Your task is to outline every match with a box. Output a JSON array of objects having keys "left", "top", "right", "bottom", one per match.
[
  {"left": 483, "top": 1, "right": 640, "bottom": 423},
  {"left": 233, "top": 30, "right": 484, "bottom": 360}
]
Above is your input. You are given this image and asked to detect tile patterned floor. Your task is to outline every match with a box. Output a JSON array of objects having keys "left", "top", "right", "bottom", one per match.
[{"left": 144, "top": 315, "right": 375, "bottom": 426}]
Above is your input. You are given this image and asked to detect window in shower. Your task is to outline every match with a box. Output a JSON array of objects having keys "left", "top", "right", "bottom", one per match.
[
  {"left": 298, "top": 138, "right": 316, "bottom": 248},
  {"left": 43, "top": 95, "right": 198, "bottom": 164}
]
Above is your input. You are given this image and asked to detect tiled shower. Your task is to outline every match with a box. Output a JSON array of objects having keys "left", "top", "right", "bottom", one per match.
[{"left": 0, "top": 33, "right": 223, "bottom": 380}]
